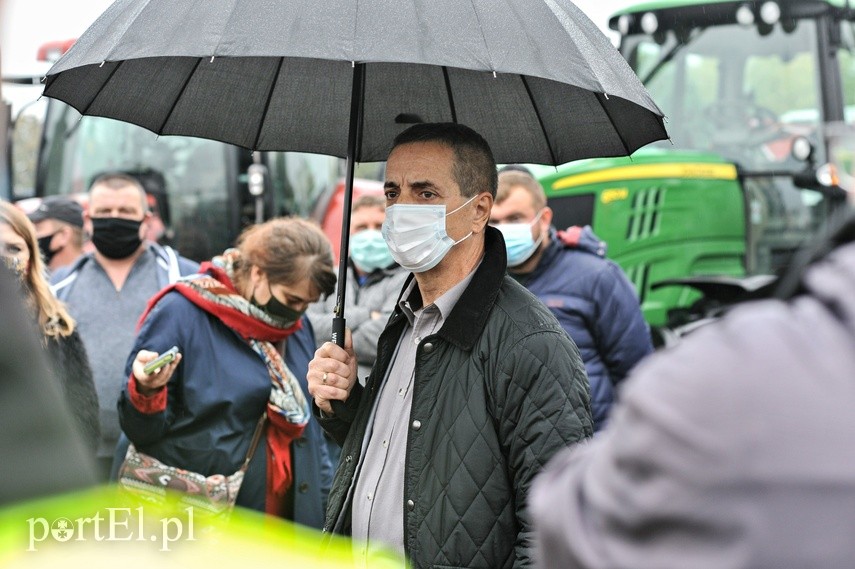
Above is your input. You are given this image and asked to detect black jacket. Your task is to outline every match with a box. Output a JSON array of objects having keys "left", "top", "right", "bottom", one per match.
[
  {"left": 319, "top": 227, "right": 593, "bottom": 568},
  {"left": 44, "top": 329, "right": 100, "bottom": 455}
]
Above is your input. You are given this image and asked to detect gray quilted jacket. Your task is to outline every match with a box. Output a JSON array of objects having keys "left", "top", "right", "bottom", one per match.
[{"left": 318, "top": 227, "right": 593, "bottom": 568}]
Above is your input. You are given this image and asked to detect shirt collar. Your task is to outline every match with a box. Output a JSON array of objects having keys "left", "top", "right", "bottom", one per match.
[{"left": 398, "top": 258, "right": 482, "bottom": 328}]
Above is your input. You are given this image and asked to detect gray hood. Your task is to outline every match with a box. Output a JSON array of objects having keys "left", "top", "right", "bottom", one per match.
[{"left": 531, "top": 238, "right": 855, "bottom": 569}]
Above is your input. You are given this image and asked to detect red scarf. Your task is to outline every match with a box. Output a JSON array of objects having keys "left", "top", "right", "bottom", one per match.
[{"left": 140, "top": 261, "right": 302, "bottom": 342}]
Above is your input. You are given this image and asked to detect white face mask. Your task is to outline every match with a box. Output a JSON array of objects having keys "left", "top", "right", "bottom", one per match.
[{"left": 381, "top": 195, "right": 477, "bottom": 273}]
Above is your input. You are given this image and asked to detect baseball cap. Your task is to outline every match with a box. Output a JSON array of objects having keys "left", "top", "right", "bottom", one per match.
[{"left": 27, "top": 197, "right": 84, "bottom": 228}]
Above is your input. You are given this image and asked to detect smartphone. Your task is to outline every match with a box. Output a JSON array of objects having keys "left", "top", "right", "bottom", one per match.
[{"left": 143, "top": 346, "right": 180, "bottom": 375}]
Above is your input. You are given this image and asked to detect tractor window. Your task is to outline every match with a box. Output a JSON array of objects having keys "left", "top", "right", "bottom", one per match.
[
  {"left": 837, "top": 19, "right": 855, "bottom": 123},
  {"left": 829, "top": 20, "right": 855, "bottom": 195},
  {"left": 623, "top": 19, "right": 821, "bottom": 172}
]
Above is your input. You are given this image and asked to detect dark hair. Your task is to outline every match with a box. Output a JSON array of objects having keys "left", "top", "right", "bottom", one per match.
[
  {"left": 392, "top": 123, "right": 498, "bottom": 198},
  {"left": 498, "top": 164, "right": 534, "bottom": 177},
  {"left": 235, "top": 216, "right": 336, "bottom": 299}
]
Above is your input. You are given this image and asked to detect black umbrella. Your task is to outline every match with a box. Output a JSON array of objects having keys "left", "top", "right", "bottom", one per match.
[{"left": 43, "top": 0, "right": 667, "bottom": 349}]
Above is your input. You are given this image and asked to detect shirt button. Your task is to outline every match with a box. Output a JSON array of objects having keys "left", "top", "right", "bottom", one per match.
[
  {"left": 382, "top": 439, "right": 388, "bottom": 448},
  {"left": 406, "top": 499, "right": 415, "bottom": 511},
  {"left": 423, "top": 342, "right": 434, "bottom": 353},
  {"left": 412, "top": 420, "right": 421, "bottom": 430},
  {"left": 367, "top": 493, "right": 373, "bottom": 501},
  {"left": 345, "top": 455, "right": 353, "bottom": 463},
  {"left": 298, "top": 482, "right": 309, "bottom": 493},
  {"left": 295, "top": 438, "right": 307, "bottom": 447}
]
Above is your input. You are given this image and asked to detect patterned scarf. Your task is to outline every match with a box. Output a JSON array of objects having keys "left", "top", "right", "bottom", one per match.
[{"left": 140, "top": 249, "right": 310, "bottom": 514}]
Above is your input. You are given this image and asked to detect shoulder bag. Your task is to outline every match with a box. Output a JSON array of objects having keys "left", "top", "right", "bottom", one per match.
[{"left": 117, "top": 413, "right": 266, "bottom": 518}]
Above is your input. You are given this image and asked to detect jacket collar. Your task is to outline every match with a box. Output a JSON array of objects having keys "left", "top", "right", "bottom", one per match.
[
  {"left": 394, "top": 226, "right": 508, "bottom": 351},
  {"left": 526, "top": 228, "right": 562, "bottom": 282}
]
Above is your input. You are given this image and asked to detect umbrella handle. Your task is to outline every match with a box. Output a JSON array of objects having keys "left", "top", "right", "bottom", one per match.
[
  {"left": 331, "top": 316, "right": 346, "bottom": 348},
  {"left": 329, "top": 317, "right": 356, "bottom": 421}
]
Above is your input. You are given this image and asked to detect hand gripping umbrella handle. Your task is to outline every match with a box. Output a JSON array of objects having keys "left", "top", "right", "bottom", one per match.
[{"left": 330, "top": 317, "right": 356, "bottom": 421}]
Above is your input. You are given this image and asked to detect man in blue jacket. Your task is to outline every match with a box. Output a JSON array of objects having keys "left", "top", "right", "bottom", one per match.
[
  {"left": 491, "top": 169, "right": 653, "bottom": 430},
  {"left": 51, "top": 172, "right": 198, "bottom": 480}
]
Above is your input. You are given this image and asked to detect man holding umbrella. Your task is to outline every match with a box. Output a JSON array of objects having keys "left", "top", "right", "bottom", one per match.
[{"left": 308, "top": 122, "right": 593, "bottom": 568}]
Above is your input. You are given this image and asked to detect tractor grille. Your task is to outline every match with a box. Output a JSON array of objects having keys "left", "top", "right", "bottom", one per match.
[{"left": 627, "top": 186, "right": 665, "bottom": 241}]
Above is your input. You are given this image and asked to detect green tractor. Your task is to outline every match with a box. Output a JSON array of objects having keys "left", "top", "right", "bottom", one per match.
[{"left": 536, "top": 0, "right": 854, "bottom": 342}]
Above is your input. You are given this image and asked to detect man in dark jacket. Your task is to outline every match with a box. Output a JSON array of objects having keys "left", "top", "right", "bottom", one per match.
[
  {"left": 491, "top": 170, "right": 653, "bottom": 430},
  {"left": 308, "top": 123, "right": 593, "bottom": 568}
]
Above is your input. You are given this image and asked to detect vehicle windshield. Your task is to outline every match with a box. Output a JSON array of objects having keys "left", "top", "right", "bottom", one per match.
[
  {"left": 622, "top": 17, "right": 823, "bottom": 172},
  {"left": 37, "top": 101, "right": 342, "bottom": 260},
  {"left": 830, "top": 19, "right": 855, "bottom": 197}
]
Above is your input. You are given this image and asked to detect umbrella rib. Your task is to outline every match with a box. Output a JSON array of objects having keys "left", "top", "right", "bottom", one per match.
[
  {"left": 251, "top": 57, "right": 285, "bottom": 151},
  {"left": 79, "top": 61, "right": 124, "bottom": 117},
  {"left": 156, "top": 57, "right": 204, "bottom": 135},
  {"left": 442, "top": 67, "right": 458, "bottom": 123},
  {"left": 594, "top": 92, "right": 631, "bottom": 156},
  {"left": 520, "top": 75, "right": 557, "bottom": 165}
]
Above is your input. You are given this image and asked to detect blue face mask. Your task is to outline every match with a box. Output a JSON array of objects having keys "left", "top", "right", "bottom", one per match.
[
  {"left": 496, "top": 211, "right": 544, "bottom": 268},
  {"left": 349, "top": 229, "right": 394, "bottom": 273}
]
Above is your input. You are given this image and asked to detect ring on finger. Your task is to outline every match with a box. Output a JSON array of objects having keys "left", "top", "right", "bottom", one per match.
[{"left": 322, "top": 372, "right": 328, "bottom": 384}]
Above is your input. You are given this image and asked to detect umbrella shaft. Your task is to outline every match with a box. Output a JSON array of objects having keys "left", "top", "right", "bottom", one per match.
[{"left": 333, "top": 63, "right": 366, "bottom": 347}]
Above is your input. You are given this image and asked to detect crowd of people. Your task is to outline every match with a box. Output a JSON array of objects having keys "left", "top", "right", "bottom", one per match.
[{"left": 2, "top": 121, "right": 854, "bottom": 568}]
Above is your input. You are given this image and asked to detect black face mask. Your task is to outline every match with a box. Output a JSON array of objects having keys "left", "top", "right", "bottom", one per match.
[
  {"left": 37, "top": 233, "right": 60, "bottom": 265},
  {"left": 91, "top": 217, "right": 143, "bottom": 259},
  {"left": 252, "top": 284, "right": 304, "bottom": 325}
]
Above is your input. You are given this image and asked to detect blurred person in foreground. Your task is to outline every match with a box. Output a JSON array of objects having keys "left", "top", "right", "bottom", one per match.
[
  {"left": 0, "top": 201, "right": 99, "bottom": 455},
  {"left": 0, "top": 259, "right": 96, "bottom": 508},
  {"left": 308, "top": 123, "right": 593, "bottom": 568},
  {"left": 491, "top": 169, "right": 653, "bottom": 431},
  {"left": 531, "top": 204, "right": 855, "bottom": 569},
  {"left": 51, "top": 172, "right": 198, "bottom": 480},
  {"left": 27, "top": 196, "right": 87, "bottom": 275},
  {"left": 118, "top": 217, "right": 334, "bottom": 524}
]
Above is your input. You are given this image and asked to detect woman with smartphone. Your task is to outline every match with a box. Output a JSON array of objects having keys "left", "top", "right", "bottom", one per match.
[{"left": 117, "top": 217, "right": 336, "bottom": 525}]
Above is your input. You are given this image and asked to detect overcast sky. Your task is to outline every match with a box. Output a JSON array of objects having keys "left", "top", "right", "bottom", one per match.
[{"left": 1, "top": 0, "right": 634, "bottom": 107}]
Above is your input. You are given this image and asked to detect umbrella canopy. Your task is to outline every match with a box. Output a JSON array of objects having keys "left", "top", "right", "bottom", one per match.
[
  {"left": 43, "top": 0, "right": 667, "bottom": 165},
  {"left": 42, "top": 0, "right": 668, "bottom": 362}
]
